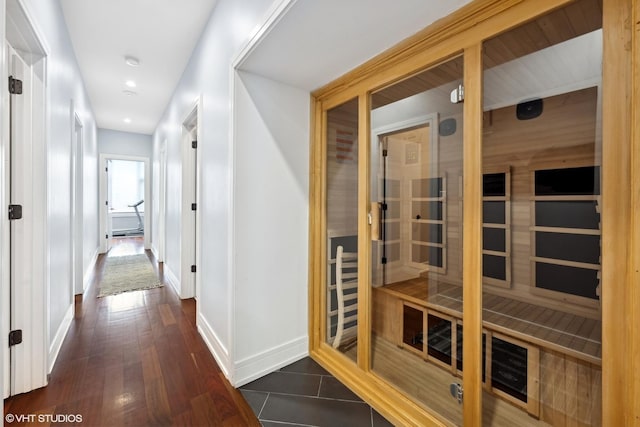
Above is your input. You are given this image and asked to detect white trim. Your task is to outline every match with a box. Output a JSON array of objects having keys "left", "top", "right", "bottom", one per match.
[
  {"left": 232, "top": 0, "right": 298, "bottom": 69},
  {"left": 228, "top": 70, "right": 238, "bottom": 372},
  {"left": 233, "top": 336, "right": 309, "bottom": 387},
  {"left": 197, "top": 312, "right": 231, "bottom": 379},
  {"left": 82, "top": 248, "right": 99, "bottom": 294},
  {"left": 163, "top": 262, "right": 180, "bottom": 298},
  {"left": 99, "top": 153, "right": 151, "bottom": 252},
  {"left": 48, "top": 303, "right": 72, "bottom": 374}
]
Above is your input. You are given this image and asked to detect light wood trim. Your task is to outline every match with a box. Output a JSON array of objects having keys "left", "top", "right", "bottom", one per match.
[
  {"left": 531, "top": 226, "right": 601, "bottom": 236},
  {"left": 531, "top": 257, "right": 600, "bottom": 271},
  {"left": 311, "top": 345, "right": 449, "bottom": 427},
  {"left": 357, "top": 93, "right": 371, "bottom": 371},
  {"left": 309, "top": 97, "right": 323, "bottom": 350},
  {"left": 462, "top": 43, "right": 483, "bottom": 426},
  {"left": 631, "top": 0, "right": 640, "bottom": 421},
  {"left": 602, "top": 0, "right": 634, "bottom": 424}
]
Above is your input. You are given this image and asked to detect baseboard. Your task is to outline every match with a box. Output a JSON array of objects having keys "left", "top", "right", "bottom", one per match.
[
  {"left": 163, "top": 263, "right": 180, "bottom": 297},
  {"left": 48, "top": 303, "right": 73, "bottom": 373},
  {"left": 233, "top": 335, "right": 309, "bottom": 387},
  {"left": 197, "top": 312, "right": 231, "bottom": 379},
  {"left": 150, "top": 244, "right": 160, "bottom": 262},
  {"left": 82, "top": 248, "right": 99, "bottom": 294}
]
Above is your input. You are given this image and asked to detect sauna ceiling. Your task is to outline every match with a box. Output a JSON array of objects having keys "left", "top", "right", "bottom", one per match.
[{"left": 371, "top": 0, "right": 603, "bottom": 109}]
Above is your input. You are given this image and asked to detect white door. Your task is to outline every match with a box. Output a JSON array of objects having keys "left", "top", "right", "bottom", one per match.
[
  {"left": 105, "top": 160, "right": 113, "bottom": 251},
  {"left": 5, "top": 45, "right": 33, "bottom": 397}
]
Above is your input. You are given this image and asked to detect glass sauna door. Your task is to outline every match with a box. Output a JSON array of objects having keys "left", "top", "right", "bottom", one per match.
[
  {"left": 369, "top": 56, "right": 464, "bottom": 424},
  {"left": 481, "top": 0, "right": 602, "bottom": 425}
]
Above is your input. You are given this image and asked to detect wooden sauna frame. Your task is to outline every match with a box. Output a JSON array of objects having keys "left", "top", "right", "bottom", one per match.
[{"left": 308, "top": 0, "right": 640, "bottom": 425}]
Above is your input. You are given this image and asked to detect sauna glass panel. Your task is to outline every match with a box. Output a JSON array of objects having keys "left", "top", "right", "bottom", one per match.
[
  {"left": 535, "top": 232, "right": 600, "bottom": 265},
  {"left": 491, "top": 337, "right": 528, "bottom": 403},
  {"left": 412, "top": 223, "right": 443, "bottom": 244},
  {"left": 411, "top": 245, "right": 443, "bottom": 268},
  {"left": 402, "top": 305, "right": 424, "bottom": 352},
  {"left": 384, "top": 222, "right": 400, "bottom": 241},
  {"left": 482, "top": 0, "right": 602, "bottom": 423},
  {"left": 483, "top": 254, "right": 506, "bottom": 281},
  {"left": 326, "top": 98, "right": 359, "bottom": 359},
  {"left": 483, "top": 173, "right": 506, "bottom": 197},
  {"left": 456, "top": 325, "right": 487, "bottom": 382},
  {"left": 370, "top": 55, "right": 463, "bottom": 423},
  {"left": 427, "top": 314, "right": 452, "bottom": 365},
  {"left": 483, "top": 227, "right": 506, "bottom": 252},
  {"left": 411, "top": 177, "right": 443, "bottom": 198},
  {"left": 535, "top": 262, "right": 599, "bottom": 299},
  {"left": 535, "top": 201, "right": 600, "bottom": 229},
  {"left": 411, "top": 201, "right": 443, "bottom": 221},
  {"left": 535, "top": 166, "right": 600, "bottom": 196},
  {"left": 483, "top": 201, "right": 506, "bottom": 224}
]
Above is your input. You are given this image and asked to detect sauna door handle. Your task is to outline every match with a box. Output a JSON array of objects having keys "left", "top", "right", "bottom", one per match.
[{"left": 370, "top": 202, "right": 382, "bottom": 241}]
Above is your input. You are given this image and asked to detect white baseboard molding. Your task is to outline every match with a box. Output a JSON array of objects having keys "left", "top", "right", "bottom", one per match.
[
  {"left": 233, "top": 335, "right": 309, "bottom": 387},
  {"left": 151, "top": 244, "right": 160, "bottom": 262},
  {"left": 82, "top": 248, "right": 99, "bottom": 294},
  {"left": 197, "top": 312, "right": 231, "bottom": 379},
  {"left": 48, "top": 303, "right": 73, "bottom": 373},
  {"left": 163, "top": 263, "right": 180, "bottom": 297}
]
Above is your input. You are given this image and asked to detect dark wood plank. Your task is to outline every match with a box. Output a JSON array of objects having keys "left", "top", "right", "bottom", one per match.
[{"left": 3, "top": 237, "right": 259, "bottom": 426}]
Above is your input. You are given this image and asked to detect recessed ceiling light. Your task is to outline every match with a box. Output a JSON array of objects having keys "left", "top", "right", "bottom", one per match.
[
  {"left": 123, "top": 90, "right": 137, "bottom": 96},
  {"left": 124, "top": 118, "right": 131, "bottom": 124},
  {"left": 124, "top": 56, "right": 140, "bottom": 67},
  {"left": 125, "top": 80, "right": 136, "bottom": 88}
]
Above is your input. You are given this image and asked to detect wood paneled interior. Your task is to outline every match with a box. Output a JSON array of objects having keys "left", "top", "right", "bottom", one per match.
[
  {"left": 326, "top": 98, "right": 359, "bottom": 237},
  {"left": 372, "top": 280, "right": 603, "bottom": 425}
]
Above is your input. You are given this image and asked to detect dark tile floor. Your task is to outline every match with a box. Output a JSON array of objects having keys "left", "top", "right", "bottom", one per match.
[{"left": 240, "top": 357, "right": 394, "bottom": 427}]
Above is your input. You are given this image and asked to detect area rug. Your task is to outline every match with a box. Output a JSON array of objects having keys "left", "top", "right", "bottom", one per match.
[{"left": 98, "top": 254, "right": 162, "bottom": 297}]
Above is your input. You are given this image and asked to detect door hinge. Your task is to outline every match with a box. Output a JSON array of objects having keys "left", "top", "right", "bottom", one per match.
[
  {"left": 450, "top": 383, "right": 463, "bottom": 404},
  {"left": 191, "top": 265, "right": 196, "bottom": 273},
  {"left": 9, "top": 330, "right": 22, "bottom": 346},
  {"left": 192, "top": 140, "right": 197, "bottom": 149},
  {"left": 381, "top": 257, "right": 387, "bottom": 265},
  {"left": 105, "top": 200, "right": 109, "bottom": 206},
  {"left": 8, "top": 204, "right": 22, "bottom": 220},
  {"left": 9, "top": 76, "right": 22, "bottom": 95},
  {"left": 105, "top": 234, "right": 108, "bottom": 239},
  {"left": 191, "top": 203, "right": 197, "bottom": 211},
  {"left": 382, "top": 149, "right": 388, "bottom": 157}
]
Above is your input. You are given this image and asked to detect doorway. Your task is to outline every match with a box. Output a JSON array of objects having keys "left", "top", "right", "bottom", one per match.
[
  {"left": 99, "top": 154, "right": 151, "bottom": 253},
  {"left": 2, "top": 0, "right": 49, "bottom": 398},
  {"left": 72, "top": 113, "right": 84, "bottom": 295},
  {"left": 180, "top": 99, "right": 201, "bottom": 300}
]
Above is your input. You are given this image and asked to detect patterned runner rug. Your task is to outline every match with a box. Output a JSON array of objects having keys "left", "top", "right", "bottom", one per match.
[{"left": 98, "top": 254, "right": 162, "bottom": 297}]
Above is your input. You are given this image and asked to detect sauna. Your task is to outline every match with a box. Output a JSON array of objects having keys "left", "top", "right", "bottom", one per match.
[{"left": 311, "top": 0, "right": 638, "bottom": 425}]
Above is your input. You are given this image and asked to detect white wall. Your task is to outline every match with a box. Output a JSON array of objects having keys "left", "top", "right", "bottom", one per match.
[
  {"left": 152, "top": 0, "right": 311, "bottom": 383},
  {"left": 21, "top": 0, "right": 98, "bottom": 367},
  {"left": 97, "top": 128, "right": 152, "bottom": 158},
  {"left": 232, "top": 71, "right": 309, "bottom": 384}
]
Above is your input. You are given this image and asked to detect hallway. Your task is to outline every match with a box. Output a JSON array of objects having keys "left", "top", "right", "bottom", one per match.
[{"left": 4, "top": 238, "right": 259, "bottom": 426}]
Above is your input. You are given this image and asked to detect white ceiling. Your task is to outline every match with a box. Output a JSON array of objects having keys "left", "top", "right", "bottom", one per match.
[
  {"left": 238, "top": 0, "right": 471, "bottom": 91},
  {"left": 60, "top": 0, "right": 218, "bottom": 134},
  {"left": 60, "top": 0, "right": 471, "bottom": 135}
]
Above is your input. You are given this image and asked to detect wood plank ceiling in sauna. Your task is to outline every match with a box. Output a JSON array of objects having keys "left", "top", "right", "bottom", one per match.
[{"left": 370, "top": 0, "right": 603, "bottom": 109}]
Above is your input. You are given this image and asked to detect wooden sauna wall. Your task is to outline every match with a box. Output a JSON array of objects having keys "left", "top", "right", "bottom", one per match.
[
  {"left": 326, "top": 100, "right": 359, "bottom": 237},
  {"left": 539, "top": 349, "right": 602, "bottom": 426},
  {"left": 482, "top": 87, "right": 599, "bottom": 316}
]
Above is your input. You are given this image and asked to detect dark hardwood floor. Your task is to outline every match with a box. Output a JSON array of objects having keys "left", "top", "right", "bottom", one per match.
[{"left": 4, "top": 237, "right": 259, "bottom": 426}]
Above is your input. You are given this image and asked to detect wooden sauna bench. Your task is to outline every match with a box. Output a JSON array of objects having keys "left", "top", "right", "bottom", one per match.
[{"left": 375, "top": 278, "right": 602, "bottom": 366}]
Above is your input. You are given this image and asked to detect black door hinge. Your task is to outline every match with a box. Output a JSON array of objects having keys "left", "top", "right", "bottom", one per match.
[
  {"left": 381, "top": 257, "right": 387, "bottom": 265},
  {"left": 381, "top": 203, "right": 388, "bottom": 211},
  {"left": 191, "top": 203, "right": 197, "bottom": 211},
  {"left": 8, "top": 204, "right": 22, "bottom": 220},
  {"left": 105, "top": 234, "right": 108, "bottom": 239},
  {"left": 9, "top": 330, "right": 22, "bottom": 346},
  {"left": 192, "top": 140, "right": 197, "bottom": 149},
  {"left": 382, "top": 149, "right": 388, "bottom": 157},
  {"left": 191, "top": 265, "right": 196, "bottom": 273},
  {"left": 9, "top": 76, "right": 22, "bottom": 95}
]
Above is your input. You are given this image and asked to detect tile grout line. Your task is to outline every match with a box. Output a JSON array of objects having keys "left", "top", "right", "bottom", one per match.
[
  {"left": 370, "top": 406, "right": 374, "bottom": 427},
  {"left": 317, "top": 375, "right": 323, "bottom": 397},
  {"left": 257, "top": 392, "right": 270, "bottom": 420}
]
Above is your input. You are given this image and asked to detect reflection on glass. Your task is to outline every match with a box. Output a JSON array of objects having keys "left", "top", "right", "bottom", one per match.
[
  {"left": 481, "top": 0, "right": 602, "bottom": 424},
  {"left": 326, "top": 99, "right": 359, "bottom": 360},
  {"left": 370, "top": 56, "right": 464, "bottom": 424}
]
